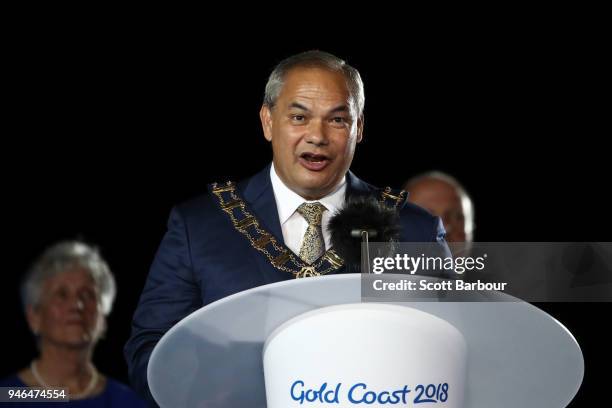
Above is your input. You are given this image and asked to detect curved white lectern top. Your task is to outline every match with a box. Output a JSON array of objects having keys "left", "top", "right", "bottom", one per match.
[{"left": 148, "top": 274, "right": 583, "bottom": 407}]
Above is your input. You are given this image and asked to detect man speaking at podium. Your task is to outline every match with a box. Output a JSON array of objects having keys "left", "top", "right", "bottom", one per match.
[{"left": 125, "top": 50, "right": 450, "bottom": 403}]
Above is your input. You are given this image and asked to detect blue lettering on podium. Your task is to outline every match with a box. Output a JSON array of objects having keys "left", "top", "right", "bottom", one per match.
[
  {"left": 348, "top": 383, "right": 410, "bottom": 405},
  {"left": 289, "top": 380, "right": 448, "bottom": 405},
  {"left": 290, "top": 380, "right": 340, "bottom": 404}
]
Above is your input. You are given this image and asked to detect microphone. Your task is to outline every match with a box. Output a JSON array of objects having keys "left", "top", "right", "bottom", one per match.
[{"left": 328, "top": 196, "right": 401, "bottom": 273}]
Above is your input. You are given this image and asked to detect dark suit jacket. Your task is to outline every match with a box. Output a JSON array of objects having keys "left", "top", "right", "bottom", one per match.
[{"left": 124, "top": 164, "right": 449, "bottom": 403}]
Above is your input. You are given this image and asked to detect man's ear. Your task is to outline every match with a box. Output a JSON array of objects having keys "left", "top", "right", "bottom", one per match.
[
  {"left": 356, "top": 114, "right": 364, "bottom": 143},
  {"left": 260, "top": 104, "right": 273, "bottom": 142}
]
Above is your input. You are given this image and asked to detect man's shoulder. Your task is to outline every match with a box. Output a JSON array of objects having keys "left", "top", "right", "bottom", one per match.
[
  {"left": 398, "top": 199, "right": 438, "bottom": 223},
  {"left": 349, "top": 173, "right": 436, "bottom": 222},
  {"left": 351, "top": 173, "right": 440, "bottom": 240},
  {"left": 173, "top": 190, "right": 218, "bottom": 219},
  {"left": 171, "top": 174, "right": 254, "bottom": 222}
]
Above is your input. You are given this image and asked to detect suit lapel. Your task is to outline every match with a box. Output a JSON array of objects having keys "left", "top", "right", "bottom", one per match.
[
  {"left": 345, "top": 170, "right": 377, "bottom": 201},
  {"left": 241, "top": 164, "right": 284, "bottom": 243},
  {"left": 238, "top": 164, "right": 291, "bottom": 283}
]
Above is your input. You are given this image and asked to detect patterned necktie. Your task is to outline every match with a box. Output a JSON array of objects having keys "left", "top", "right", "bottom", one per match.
[{"left": 297, "top": 202, "right": 327, "bottom": 264}]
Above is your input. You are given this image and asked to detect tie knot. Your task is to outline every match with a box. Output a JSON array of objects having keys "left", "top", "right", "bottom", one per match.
[{"left": 297, "top": 202, "right": 327, "bottom": 226}]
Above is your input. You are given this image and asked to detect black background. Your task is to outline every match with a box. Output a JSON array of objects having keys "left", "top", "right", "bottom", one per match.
[{"left": 2, "top": 25, "right": 609, "bottom": 406}]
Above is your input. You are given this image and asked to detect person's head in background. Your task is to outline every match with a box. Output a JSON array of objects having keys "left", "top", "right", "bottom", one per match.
[
  {"left": 7, "top": 241, "right": 147, "bottom": 404},
  {"left": 22, "top": 241, "right": 115, "bottom": 353},
  {"left": 404, "top": 172, "right": 474, "bottom": 255},
  {"left": 16, "top": 241, "right": 116, "bottom": 398}
]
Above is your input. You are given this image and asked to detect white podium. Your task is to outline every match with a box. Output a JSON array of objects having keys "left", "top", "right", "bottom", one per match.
[{"left": 148, "top": 274, "right": 583, "bottom": 407}]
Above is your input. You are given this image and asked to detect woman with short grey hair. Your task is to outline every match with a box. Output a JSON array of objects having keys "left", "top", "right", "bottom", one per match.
[{"left": 0, "top": 241, "right": 147, "bottom": 407}]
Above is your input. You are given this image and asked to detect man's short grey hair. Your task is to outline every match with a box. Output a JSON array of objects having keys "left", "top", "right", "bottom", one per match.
[
  {"left": 405, "top": 171, "right": 475, "bottom": 238},
  {"left": 264, "top": 50, "right": 365, "bottom": 117},
  {"left": 21, "top": 241, "right": 117, "bottom": 315}
]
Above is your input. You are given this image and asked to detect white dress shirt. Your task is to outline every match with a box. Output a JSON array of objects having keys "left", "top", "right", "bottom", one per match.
[{"left": 270, "top": 163, "right": 346, "bottom": 256}]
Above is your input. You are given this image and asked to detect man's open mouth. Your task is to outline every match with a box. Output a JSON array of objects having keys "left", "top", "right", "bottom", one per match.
[{"left": 298, "top": 152, "right": 331, "bottom": 171}]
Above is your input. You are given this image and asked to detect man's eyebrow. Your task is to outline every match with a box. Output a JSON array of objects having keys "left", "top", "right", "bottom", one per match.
[
  {"left": 329, "top": 105, "right": 350, "bottom": 114},
  {"left": 288, "top": 102, "right": 310, "bottom": 111},
  {"left": 287, "top": 102, "right": 350, "bottom": 114}
]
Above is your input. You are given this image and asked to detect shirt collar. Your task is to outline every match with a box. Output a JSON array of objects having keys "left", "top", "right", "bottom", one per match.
[{"left": 270, "top": 163, "right": 346, "bottom": 225}]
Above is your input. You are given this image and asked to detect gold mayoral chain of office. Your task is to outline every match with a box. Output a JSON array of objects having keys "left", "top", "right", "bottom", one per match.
[{"left": 211, "top": 181, "right": 406, "bottom": 279}]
